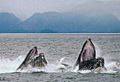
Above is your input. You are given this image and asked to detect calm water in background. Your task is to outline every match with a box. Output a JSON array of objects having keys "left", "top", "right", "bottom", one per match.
[{"left": 0, "top": 33, "right": 120, "bottom": 82}]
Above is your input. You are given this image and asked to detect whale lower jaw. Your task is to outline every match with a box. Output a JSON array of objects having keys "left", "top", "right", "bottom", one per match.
[
  {"left": 92, "top": 67, "right": 107, "bottom": 73},
  {"left": 32, "top": 63, "right": 47, "bottom": 68}
]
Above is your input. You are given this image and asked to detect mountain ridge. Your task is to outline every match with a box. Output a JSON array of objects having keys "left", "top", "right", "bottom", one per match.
[{"left": 0, "top": 12, "right": 120, "bottom": 33}]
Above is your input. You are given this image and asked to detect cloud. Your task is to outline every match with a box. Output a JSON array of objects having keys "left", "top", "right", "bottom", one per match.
[
  {"left": 0, "top": 0, "right": 120, "bottom": 20},
  {"left": 0, "top": 0, "right": 84, "bottom": 20},
  {"left": 70, "top": 0, "right": 120, "bottom": 17}
]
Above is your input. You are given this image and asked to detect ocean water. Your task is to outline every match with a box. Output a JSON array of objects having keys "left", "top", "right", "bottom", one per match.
[{"left": 0, "top": 33, "right": 120, "bottom": 82}]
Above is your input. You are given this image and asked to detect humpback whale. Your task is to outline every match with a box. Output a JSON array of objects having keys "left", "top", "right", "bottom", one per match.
[
  {"left": 17, "top": 47, "right": 47, "bottom": 70},
  {"left": 75, "top": 39, "right": 105, "bottom": 70}
]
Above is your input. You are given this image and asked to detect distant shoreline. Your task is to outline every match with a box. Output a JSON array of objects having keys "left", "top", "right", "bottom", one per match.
[{"left": 0, "top": 33, "right": 120, "bottom": 34}]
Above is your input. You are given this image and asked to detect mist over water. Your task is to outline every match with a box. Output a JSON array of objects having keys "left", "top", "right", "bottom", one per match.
[{"left": 0, "top": 34, "right": 120, "bottom": 74}]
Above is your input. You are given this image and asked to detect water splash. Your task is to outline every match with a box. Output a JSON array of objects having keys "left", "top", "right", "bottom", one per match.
[
  {"left": 0, "top": 56, "right": 73, "bottom": 73},
  {"left": 94, "top": 43, "right": 120, "bottom": 73},
  {"left": 0, "top": 56, "right": 25, "bottom": 73},
  {"left": 0, "top": 48, "right": 120, "bottom": 74},
  {"left": 94, "top": 43, "right": 101, "bottom": 58}
]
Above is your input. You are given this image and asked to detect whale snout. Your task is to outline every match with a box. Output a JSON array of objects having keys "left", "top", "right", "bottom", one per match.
[
  {"left": 32, "top": 53, "right": 47, "bottom": 67},
  {"left": 94, "top": 57, "right": 105, "bottom": 68}
]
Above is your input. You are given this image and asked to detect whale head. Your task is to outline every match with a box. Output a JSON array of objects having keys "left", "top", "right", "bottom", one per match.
[
  {"left": 75, "top": 38, "right": 96, "bottom": 68},
  {"left": 81, "top": 38, "right": 96, "bottom": 62},
  {"left": 32, "top": 53, "right": 47, "bottom": 67},
  {"left": 94, "top": 57, "right": 104, "bottom": 68},
  {"left": 17, "top": 46, "right": 38, "bottom": 70}
]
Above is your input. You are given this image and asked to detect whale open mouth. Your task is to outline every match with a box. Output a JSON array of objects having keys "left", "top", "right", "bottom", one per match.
[
  {"left": 75, "top": 39, "right": 105, "bottom": 71},
  {"left": 75, "top": 39, "right": 96, "bottom": 67},
  {"left": 16, "top": 47, "right": 47, "bottom": 70},
  {"left": 81, "top": 38, "right": 96, "bottom": 62}
]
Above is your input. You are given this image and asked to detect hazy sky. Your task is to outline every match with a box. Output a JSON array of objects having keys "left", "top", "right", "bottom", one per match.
[{"left": 0, "top": 0, "right": 120, "bottom": 20}]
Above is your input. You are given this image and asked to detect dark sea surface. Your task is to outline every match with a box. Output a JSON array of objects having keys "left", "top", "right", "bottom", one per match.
[{"left": 0, "top": 33, "right": 120, "bottom": 82}]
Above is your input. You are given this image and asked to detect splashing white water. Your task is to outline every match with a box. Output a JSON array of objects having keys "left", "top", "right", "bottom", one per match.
[
  {"left": 0, "top": 56, "right": 25, "bottom": 73},
  {"left": 0, "top": 56, "right": 73, "bottom": 73},
  {"left": 0, "top": 44, "right": 120, "bottom": 74},
  {"left": 94, "top": 43, "right": 120, "bottom": 73},
  {"left": 0, "top": 55, "right": 120, "bottom": 74}
]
